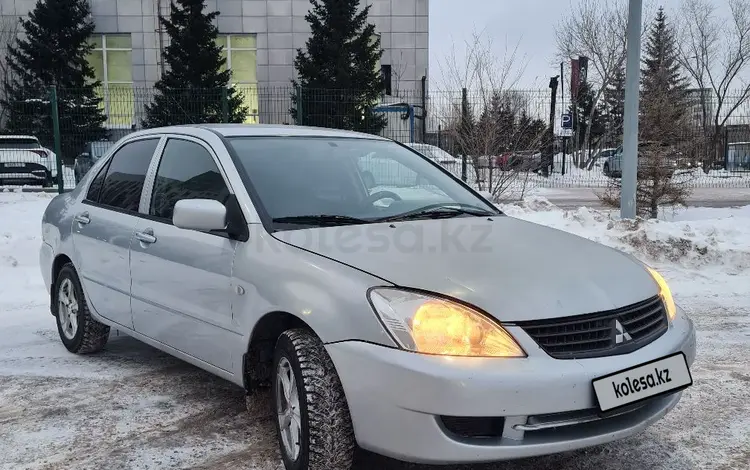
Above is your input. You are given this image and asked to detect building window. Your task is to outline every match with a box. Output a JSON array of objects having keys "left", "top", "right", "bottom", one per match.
[
  {"left": 87, "top": 34, "right": 134, "bottom": 128},
  {"left": 381, "top": 64, "right": 392, "bottom": 96},
  {"left": 217, "top": 34, "right": 258, "bottom": 124}
]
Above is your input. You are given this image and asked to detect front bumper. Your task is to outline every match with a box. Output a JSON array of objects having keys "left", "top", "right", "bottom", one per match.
[
  {"left": 327, "top": 309, "right": 696, "bottom": 464},
  {"left": 39, "top": 242, "right": 54, "bottom": 295}
]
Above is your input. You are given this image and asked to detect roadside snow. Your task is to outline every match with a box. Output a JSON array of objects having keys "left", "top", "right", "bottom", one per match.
[{"left": 0, "top": 191, "right": 748, "bottom": 470}]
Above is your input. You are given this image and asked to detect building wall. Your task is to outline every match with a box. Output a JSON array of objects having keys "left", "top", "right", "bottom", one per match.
[{"left": 0, "top": 0, "right": 428, "bottom": 132}]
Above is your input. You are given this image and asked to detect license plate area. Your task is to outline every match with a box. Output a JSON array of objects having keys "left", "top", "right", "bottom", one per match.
[
  {"left": 592, "top": 352, "right": 692, "bottom": 412},
  {"left": 3, "top": 162, "right": 25, "bottom": 168}
]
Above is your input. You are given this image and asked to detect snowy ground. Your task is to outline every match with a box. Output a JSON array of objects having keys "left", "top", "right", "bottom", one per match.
[{"left": 1, "top": 191, "right": 748, "bottom": 470}]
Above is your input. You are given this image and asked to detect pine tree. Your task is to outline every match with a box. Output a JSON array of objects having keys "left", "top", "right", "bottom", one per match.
[
  {"left": 477, "top": 92, "right": 515, "bottom": 155},
  {"left": 143, "top": 0, "right": 247, "bottom": 127},
  {"left": 1, "top": 0, "right": 107, "bottom": 161},
  {"left": 291, "top": 0, "right": 386, "bottom": 134},
  {"left": 602, "top": 62, "right": 625, "bottom": 145},
  {"left": 640, "top": 7, "right": 689, "bottom": 145},
  {"left": 514, "top": 112, "right": 547, "bottom": 151}
]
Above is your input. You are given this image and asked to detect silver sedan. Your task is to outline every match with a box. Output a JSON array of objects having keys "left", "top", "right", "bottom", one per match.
[{"left": 39, "top": 124, "right": 696, "bottom": 470}]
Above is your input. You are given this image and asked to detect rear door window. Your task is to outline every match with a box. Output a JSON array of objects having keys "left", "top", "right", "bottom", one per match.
[{"left": 97, "top": 139, "right": 160, "bottom": 212}]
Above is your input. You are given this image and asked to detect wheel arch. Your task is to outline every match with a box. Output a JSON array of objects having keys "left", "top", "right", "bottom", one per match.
[{"left": 243, "top": 310, "right": 314, "bottom": 392}]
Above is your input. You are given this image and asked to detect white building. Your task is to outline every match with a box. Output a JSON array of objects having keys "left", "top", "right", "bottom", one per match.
[{"left": 0, "top": 0, "right": 429, "bottom": 132}]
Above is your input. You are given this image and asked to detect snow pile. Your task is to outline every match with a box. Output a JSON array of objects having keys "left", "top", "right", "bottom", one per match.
[{"left": 500, "top": 197, "right": 750, "bottom": 273}]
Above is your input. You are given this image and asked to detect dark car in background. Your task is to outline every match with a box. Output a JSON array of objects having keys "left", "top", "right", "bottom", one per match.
[
  {"left": 603, "top": 143, "right": 681, "bottom": 178},
  {"left": 74, "top": 140, "right": 116, "bottom": 184}
]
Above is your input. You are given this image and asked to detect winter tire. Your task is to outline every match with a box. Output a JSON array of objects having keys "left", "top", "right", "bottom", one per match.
[
  {"left": 272, "top": 329, "right": 355, "bottom": 470},
  {"left": 55, "top": 263, "right": 110, "bottom": 354}
]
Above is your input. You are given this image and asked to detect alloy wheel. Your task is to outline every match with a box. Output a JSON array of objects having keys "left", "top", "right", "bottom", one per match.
[
  {"left": 276, "top": 356, "right": 302, "bottom": 461},
  {"left": 57, "top": 278, "right": 79, "bottom": 340}
]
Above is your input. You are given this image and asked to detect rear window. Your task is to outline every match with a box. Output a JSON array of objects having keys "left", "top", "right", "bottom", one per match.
[{"left": 0, "top": 137, "right": 41, "bottom": 149}]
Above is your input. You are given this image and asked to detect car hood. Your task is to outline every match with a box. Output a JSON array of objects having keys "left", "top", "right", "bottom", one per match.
[{"left": 272, "top": 216, "right": 659, "bottom": 322}]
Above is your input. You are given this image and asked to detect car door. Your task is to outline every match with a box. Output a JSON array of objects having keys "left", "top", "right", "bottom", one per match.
[
  {"left": 130, "top": 136, "right": 239, "bottom": 372},
  {"left": 612, "top": 146, "right": 623, "bottom": 173},
  {"left": 71, "top": 137, "right": 163, "bottom": 329}
]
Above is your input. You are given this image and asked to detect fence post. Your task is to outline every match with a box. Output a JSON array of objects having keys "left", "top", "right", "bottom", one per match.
[
  {"left": 49, "top": 86, "right": 64, "bottom": 194},
  {"left": 221, "top": 87, "right": 229, "bottom": 123},
  {"left": 488, "top": 158, "right": 493, "bottom": 193},
  {"left": 724, "top": 126, "right": 729, "bottom": 170},
  {"left": 461, "top": 88, "right": 468, "bottom": 182},
  {"left": 296, "top": 85, "right": 303, "bottom": 125}
]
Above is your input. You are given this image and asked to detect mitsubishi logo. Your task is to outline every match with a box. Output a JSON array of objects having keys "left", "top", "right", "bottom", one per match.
[{"left": 614, "top": 319, "right": 632, "bottom": 344}]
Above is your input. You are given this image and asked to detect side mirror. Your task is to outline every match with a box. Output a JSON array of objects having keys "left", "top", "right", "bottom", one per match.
[{"left": 173, "top": 199, "right": 227, "bottom": 232}]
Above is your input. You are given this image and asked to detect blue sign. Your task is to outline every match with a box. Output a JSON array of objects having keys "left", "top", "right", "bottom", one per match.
[{"left": 561, "top": 113, "right": 573, "bottom": 129}]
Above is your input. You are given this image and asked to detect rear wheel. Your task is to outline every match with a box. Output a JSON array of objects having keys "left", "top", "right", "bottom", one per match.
[
  {"left": 272, "top": 329, "right": 355, "bottom": 470},
  {"left": 55, "top": 263, "right": 110, "bottom": 354}
]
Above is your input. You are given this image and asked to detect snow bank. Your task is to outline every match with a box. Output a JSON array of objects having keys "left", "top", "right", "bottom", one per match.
[{"left": 500, "top": 197, "right": 750, "bottom": 273}]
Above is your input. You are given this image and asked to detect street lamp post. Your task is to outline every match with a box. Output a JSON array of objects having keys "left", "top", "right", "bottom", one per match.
[{"left": 621, "top": 0, "right": 643, "bottom": 219}]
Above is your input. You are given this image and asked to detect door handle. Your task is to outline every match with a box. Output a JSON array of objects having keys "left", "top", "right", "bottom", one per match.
[
  {"left": 135, "top": 229, "right": 157, "bottom": 245},
  {"left": 74, "top": 212, "right": 90, "bottom": 225}
]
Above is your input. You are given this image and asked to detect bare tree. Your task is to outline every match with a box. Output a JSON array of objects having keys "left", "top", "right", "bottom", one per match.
[
  {"left": 433, "top": 29, "right": 542, "bottom": 200},
  {"left": 555, "top": 0, "right": 652, "bottom": 168},
  {"left": 389, "top": 50, "right": 408, "bottom": 98},
  {"left": 678, "top": 0, "right": 750, "bottom": 172}
]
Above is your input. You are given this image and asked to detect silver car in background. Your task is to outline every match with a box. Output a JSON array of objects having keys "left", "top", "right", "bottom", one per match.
[{"left": 40, "top": 125, "right": 696, "bottom": 470}]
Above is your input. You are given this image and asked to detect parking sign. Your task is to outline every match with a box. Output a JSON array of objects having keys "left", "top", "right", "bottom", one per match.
[{"left": 561, "top": 113, "right": 573, "bottom": 129}]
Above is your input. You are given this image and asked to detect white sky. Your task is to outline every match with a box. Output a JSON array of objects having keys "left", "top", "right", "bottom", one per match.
[{"left": 428, "top": 0, "right": 734, "bottom": 90}]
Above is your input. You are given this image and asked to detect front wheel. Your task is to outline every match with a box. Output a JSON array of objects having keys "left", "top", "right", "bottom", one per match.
[{"left": 272, "top": 329, "right": 356, "bottom": 470}]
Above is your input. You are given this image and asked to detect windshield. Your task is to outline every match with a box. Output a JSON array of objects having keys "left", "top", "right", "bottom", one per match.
[
  {"left": 227, "top": 137, "right": 497, "bottom": 227},
  {"left": 0, "top": 138, "right": 41, "bottom": 149}
]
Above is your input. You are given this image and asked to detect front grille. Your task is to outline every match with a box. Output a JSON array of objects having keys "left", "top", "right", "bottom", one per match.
[{"left": 517, "top": 296, "right": 668, "bottom": 359}]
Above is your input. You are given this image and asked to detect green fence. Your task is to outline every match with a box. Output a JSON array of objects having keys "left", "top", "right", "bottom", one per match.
[{"left": 1, "top": 85, "right": 749, "bottom": 194}]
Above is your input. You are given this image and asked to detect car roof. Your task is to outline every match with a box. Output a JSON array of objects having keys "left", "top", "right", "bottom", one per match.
[
  {"left": 133, "top": 124, "right": 390, "bottom": 141},
  {"left": 0, "top": 135, "right": 38, "bottom": 140}
]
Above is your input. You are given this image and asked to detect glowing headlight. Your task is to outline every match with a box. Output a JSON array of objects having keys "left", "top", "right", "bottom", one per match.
[
  {"left": 368, "top": 288, "right": 526, "bottom": 358},
  {"left": 647, "top": 267, "right": 677, "bottom": 322}
]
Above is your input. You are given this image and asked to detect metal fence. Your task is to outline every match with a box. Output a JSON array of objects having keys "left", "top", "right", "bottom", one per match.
[{"left": 1, "top": 85, "right": 749, "bottom": 194}]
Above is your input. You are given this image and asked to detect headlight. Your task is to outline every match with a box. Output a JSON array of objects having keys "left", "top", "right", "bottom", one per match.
[
  {"left": 368, "top": 288, "right": 526, "bottom": 358},
  {"left": 647, "top": 267, "right": 677, "bottom": 322}
]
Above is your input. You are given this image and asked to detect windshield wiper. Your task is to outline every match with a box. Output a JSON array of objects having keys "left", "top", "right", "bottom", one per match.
[
  {"left": 377, "top": 203, "right": 497, "bottom": 222},
  {"left": 272, "top": 215, "right": 372, "bottom": 227}
]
